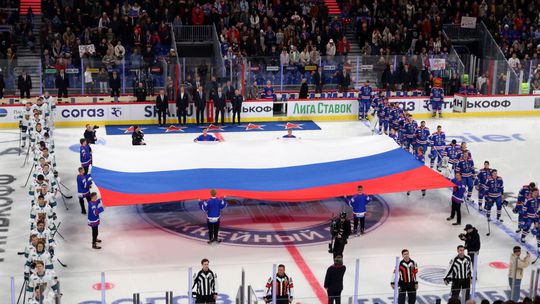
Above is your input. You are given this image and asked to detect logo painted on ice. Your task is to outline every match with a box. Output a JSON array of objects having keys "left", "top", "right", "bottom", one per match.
[
  {"left": 138, "top": 197, "right": 389, "bottom": 247},
  {"left": 417, "top": 266, "right": 447, "bottom": 286}
]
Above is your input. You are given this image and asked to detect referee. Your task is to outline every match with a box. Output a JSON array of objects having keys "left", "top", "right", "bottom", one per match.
[
  {"left": 391, "top": 249, "right": 418, "bottom": 304},
  {"left": 192, "top": 258, "right": 218, "bottom": 303},
  {"left": 444, "top": 245, "right": 472, "bottom": 301}
]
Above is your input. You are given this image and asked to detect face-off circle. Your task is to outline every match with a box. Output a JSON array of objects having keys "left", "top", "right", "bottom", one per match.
[{"left": 138, "top": 197, "right": 389, "bottom": 247}]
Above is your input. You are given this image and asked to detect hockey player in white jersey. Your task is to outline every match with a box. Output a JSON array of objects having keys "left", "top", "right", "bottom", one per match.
[
  {"left": 30, "top": 221, "right": 56, "bottom": 252},
  {"left": 24, "top": 241, "right": 54, "bottom": 275},
  {"left": 27, "top": 284, "right": 57, "bottom": 304},
  {"left": 26, "top": 261, "right": 59, "bottom": 300},
  {"left": 32, "top": 184, "right": 57, "bottom": 209},
  {"left": 29, "top": 195, "right": 56, "bottom": 230}
]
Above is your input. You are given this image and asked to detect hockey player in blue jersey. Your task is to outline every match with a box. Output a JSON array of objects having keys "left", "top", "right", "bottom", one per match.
[
  {"left": 485, "top": 169, "right": 504, "bottom": 222},
  {"left": 346, "top": 185, "right": 371, "bottom": 235},
  {"left": 377, "top": 99, "right": 390, "bottom": 134},
  {"left": 389, "top": 128, "right": 399, "bottom": 145},
  {"left": 76, "top": 167, "right": 92, "bottom": 214},
  {"left": 200, "top": 189, "right": 228, "bottom": 244},
  {"left": 429, "top": 125, "right": 446, "bottom": 169},
  {"left": 515, "top": 182, "right": 536, "bottom": 233},
  {"left": 79, "top": 138, "right": 92, "bottom": 174},
  {"left": 194, "top": 128, "right": 219, "bottom": 142},
  {"left": 415, "top": 121, "right": 430, "bottom": 155},
  {"left": 407, "top": 147, "right": 427, "bottom": 197},
  {"left": 388, "top": 103, "right": 401, "bottom": 132},
  {"left": 430, "top": 80, "right": 444, "bottom": 118},
  {"left": 447, "top": 172, "right": 466, "bottom": 225},
  {"left": 474, "top": 161, "right": 492, "bottom": 210},
  {"left": 455, "top": 151, "right": 475, "bottom": 203},
  {"left": 358, "top": 81, "right": 372, "bottom": 120},
  {"left": 403, "top": 115, "right": 418, "bottom": 152},
  {"left": 445, "top": 140, "right": 461, "bottom": 169},
  {"left": 520, "top": 187, "right": 539, "bottom": 243}
]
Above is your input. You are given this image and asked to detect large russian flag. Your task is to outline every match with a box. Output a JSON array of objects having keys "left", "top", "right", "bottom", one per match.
[{"left": 91, "top": 136, "right": 454, "bottom": 206}]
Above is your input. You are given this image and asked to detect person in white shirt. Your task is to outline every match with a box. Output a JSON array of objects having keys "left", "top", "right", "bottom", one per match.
[
  {"left": 84, "top": 68, "right": 94, "bottom": 94},
  {"left": 508, "top": 53, "right": 521, "bottom": 71}
]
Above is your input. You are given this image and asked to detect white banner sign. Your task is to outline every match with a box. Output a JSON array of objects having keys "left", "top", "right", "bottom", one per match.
[
  {"left": 287, "top": 99, "right": 358, "bottom": 117},
  {"left": 429, "top": 58, "right": 446, "bottom": 71},
  {"left": 461, "top": 16, "right": 477, "bottom": 29}
]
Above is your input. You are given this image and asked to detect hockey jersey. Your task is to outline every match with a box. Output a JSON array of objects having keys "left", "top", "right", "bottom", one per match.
[
  {"left": 200, "top": 197, "right": 227, "bottom": 222},
  {"left": 430, "top": 87, "right": 444, "bottom": 102},
  {"left": 347, "top": 194, "right": 372, "bottom": 215},
  {"left": 486, "top": 176, "right": 504, "bottom": 198}
]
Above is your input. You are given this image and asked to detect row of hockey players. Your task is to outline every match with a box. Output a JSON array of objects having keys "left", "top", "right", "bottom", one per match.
[
  {"left": 19, "top": 95, "right": 61, "bottom": 303},
  {"left": 359, "top": 82, "right": 540, "bottom": 251}
]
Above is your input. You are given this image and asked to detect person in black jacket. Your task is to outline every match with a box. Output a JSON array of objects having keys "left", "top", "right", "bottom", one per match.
[
  {"left": 460, "top": 224, "right": 481, "bottom": 264},
  {"left": 324, "top": 255, "right": 346, "bottom": 304},
  {"left": 84, "top": 124, "right": 97, "bottom": 145},
  {"left": 232, "top": 89, "right": 243, "bottom": 124},
  {"left": 109, "top": 71, "right": 121, "bottom": 97},
  {"left": 213, "top": 87, "right": 226, "bottom": 125},
  {"left": 134, "top": 82, "right": 147, "bottom": 101},
  {"left": 176, "top": 86, "right": 189, "bottom": 125},
  {"left": 55, "top": 69, "right": 69, "bottom": 98},
  {"left": 223, "top": 80, "right": 235, "bottom": 102},
  {"left": 313, "top": 67, "right": 324, "bottom": 93},
  {"left": 18, "top": 71, "right": 32, "bottom": 99},
  {"left": 0, "top": 73, "right": 5, "bottom": 99},
  {"left": 299, "top": 78, "right": 308, "bottom": 99},
  {"left": 155, "top": 89, "right": 168, "bottom": 126},
  {"left": 330, "top": 212, "right": 351, "bottom": 258},
  {"left": 194, "top": 85, "right": 206, "bottom": 125},
  {"left": 132, "top": 125, "right": 145, "bottom": 145}
]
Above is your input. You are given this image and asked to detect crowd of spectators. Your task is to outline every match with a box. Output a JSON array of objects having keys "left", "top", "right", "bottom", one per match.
[{"left": 0, "top": 2, "right": 21, "bottom": 95}]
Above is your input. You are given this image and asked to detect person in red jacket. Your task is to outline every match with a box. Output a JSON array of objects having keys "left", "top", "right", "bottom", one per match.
[
  {"left": 337, "top": 37, "right": 350, "bottom": 56},
  {"left": 192, "top": 4, "right": 204, "bottom": 25}
]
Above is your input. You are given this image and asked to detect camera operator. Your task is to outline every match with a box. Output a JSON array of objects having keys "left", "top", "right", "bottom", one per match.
[
  {"left": 132, "top": 125, "right": 146, "bottom": 146},
  {"left": 84, "top": 124, "right": 98, "bottom": 145},
  {"left": 329, "top": 212, "right": 351, "bottom": 258},
  {"left": 459, "top": 224, "right": 480, "bottom": 264}
]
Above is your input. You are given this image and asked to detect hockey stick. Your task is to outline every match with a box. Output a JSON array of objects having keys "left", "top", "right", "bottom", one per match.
[
  {"left": 21, "top": 143, "right": 31, "bottom": 168},
  {"left": 21, "top": 165, "right": 34, "bottom": 188},
  {"left": 18, "top": 130, "right": 21, "bottom": 156},
  {"left": 16, "top": 278, "right": 27, "bottom": 304},
  {"left": 486, "top": 218, "right": 491, "bottom": 236},
  {"left": 56, "top": 258, "right": 68, "bottom": 268},
  {"left": 59, "top": 190, "right": 69, "bottom": 211},
  {"left": 464, "top": 200, "right": 470, "bottom": 215},
  {"left": 59, "top": 180, "right": 72, "bottom": 192},
  {"left": 502, "top": 204, "right": 514, "bottom": 222}
]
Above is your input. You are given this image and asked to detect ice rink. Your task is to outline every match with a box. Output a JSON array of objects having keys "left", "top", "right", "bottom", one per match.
[{"left": 1, "top": 116, "right": 540, "bottom": 303}]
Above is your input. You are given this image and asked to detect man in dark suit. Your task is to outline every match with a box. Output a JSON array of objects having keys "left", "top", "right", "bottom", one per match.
[
  {"left": 109, "top": 71, "right": 121, "bottom": 97},
  {"left": 213, "top": 87, "right": 226, "bottom": 125},
  {"left": 176, "top": 86, "right": 189, "bottom": 125},
  {"left": 55, "top": 69, "right": 69, "bottom": 98},
  {"left": 18, "top": 71, "right": 32, "bottom": 99},
  {"left": 313, "top": 67, "right": 324, "bottom": 93},
  {"left": 232, "top": 89, "right": 243, "bottom": 124},
  {"left": 155, "top": 89, "right": 168, "bottom": 126},
  {"left": 134, "top": 82, "right": 147, "bottom": 101},
  {"left": 193, "top": 85, "right": 206, "bottom": 125},
  {"left": 223, "top": 80, "right": 235, "bottom": 102}
]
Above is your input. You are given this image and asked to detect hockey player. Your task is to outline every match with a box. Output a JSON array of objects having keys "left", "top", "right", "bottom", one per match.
[
  {"left": 389, "top": 128, "right": 400, "bottom": 145},
  {"left": 77, "top": 167, "right": 92, "bottom": 214},
  {"left": 282, "top": 129, "right": 296, "bottom": 138},
  {"left": 199, "top": 189, "right": 227, "bottom": 244},
  {"left": 29, "top": 175, "right": 50, "bottom": 198},
  {"left": 456, "top": 142, "right": 472, "bottom": 160},
  {"left": 485, "top": 169, "right": 505, "bottom": 222},
  {"left": 346, "top": 185, "right": 372, "bottom": 235},
  {"left": 36, "top": 163, "right": 57, "bottom": 193},
  {"left": 520, "top": 188, "right": 539, "bottom": 244},
  {"left": 29, "top": 195, "right": 56, "bottom": 230},
  {"left": 35, "top": 147, "right": 56, "bottom": 169},
  {"left": 429, "top": 125, "right": 446, "bottom": 169},
  {"left": 24, "top": 241, "right": 54, "bottom": 276},
  {"left": 515, "top": 183, "right": 536, "bottom": 233},
  {"left": 30, "top": 221, "right": 56, "bottom": 253},
  {"left": 33, "top": 184, "right": 57, "bottom": 209},
  {"left": 447, "top": 172, "right": 466, "bottom": 225},
  {"left": 455, "top": 151, "right": 475, "bottom": 203},
  {"left": 403, "top": 115, "right": 418, "bottom": 152},
  {"left": 192, "top": 258, "right": 218, "bottom": 304},
  {"left": 28, "top": 284, "right": 57, "bottom": 304},
  {"left": 358, "top": 81, "right": 372, "bottom": 120},
  {"left": 26, "top": 261, "right": 59, "bottom": 299},
  {"left": 80, "top": 138, "right": 92, "bottom": 174},
  {"left": 391, "top": 249, "right": 419, "bottom": 304},
  {"left": 265, "top": 264, "right": 294, "bottom": 304},
  {"left": 194, "top": 128, "right": 219, "bottom": 142},
  {"left": 23, "top": 234, "right": 40, "bottom": 259},
  {"left": 389, "top": 104, "right": 402, "bottom": 132},
  {"left": 19, "top": 101, "right": 33, "bottom": 147},
  {"left": 445, "top": 139, "right": 461, "bottom": 169},
  {"left": 88, "top": 192, "right": 104, "bottom": 249},
  {"left": 474, "top": 161, "right": 492, "bottom": 210},
  {"left": 414, "top": 121, "right": 430, "bottom": 155},
  {"left": 30, "top": 123, "right": 46, "bottom": 150},
  {"left": 377, "top": 99, "right": 390, "bottom": 135},
  {"left": 430, "top": 78, "right": 444, "bottom": 118}
]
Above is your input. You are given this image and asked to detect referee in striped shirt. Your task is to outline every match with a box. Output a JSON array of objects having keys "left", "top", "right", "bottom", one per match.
[
  {"left": 391, "top": 249, "right": 418, "bottom": 304},
  {"left": 444, "top": 245, "right": 472, "bottom": 301},
  {"left": 192, "top": 258, "right": 218, "bottom": 303}
]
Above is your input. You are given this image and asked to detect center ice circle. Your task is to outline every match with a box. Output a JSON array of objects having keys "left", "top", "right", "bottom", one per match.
[{"left": 138, "top": 197, "right": 389, "bottom": 247}]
